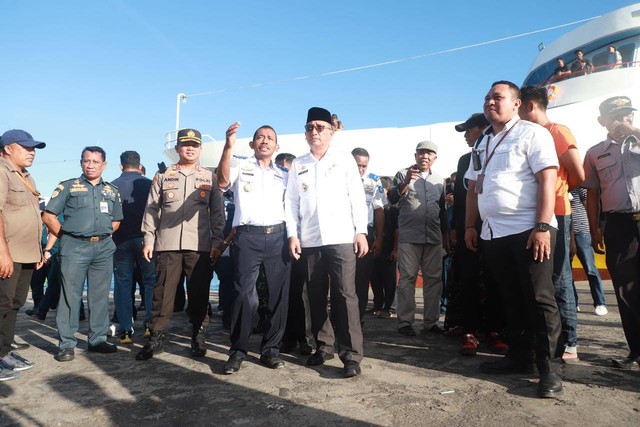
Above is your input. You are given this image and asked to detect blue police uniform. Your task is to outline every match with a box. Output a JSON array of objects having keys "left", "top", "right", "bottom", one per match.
[{"left": 45, "top": 175, "right": 123, "bottom": 350}]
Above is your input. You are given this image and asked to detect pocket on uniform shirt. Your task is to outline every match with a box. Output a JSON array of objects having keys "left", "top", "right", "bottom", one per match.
[
  {"left": 7, "top": 182, "right": 28, "bottom": 208},
  {"left": 194, "top": 182, "right": 210, "bottom": 203},
  {"left": 595, "top": 155, "right": 616, "bottom": 182},
  {"left": 68, "top": 192, "right": 89, "bottom": 208}
]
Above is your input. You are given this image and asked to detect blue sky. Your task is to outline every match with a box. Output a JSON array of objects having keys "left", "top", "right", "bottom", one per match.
[{"left": 2, "top": 0, "right": 637, "bottom": 194}]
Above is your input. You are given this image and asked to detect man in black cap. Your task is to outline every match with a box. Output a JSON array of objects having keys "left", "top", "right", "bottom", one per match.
[
  {"left": 446, "top": 114, "right": 508, "bottom": 356},
  {"left": 0, "top": 130, "right": 45, "bottom": 379},
  {"left": 43, "top": 146, "right": 123, "bottom": 362},
  {"left": 583, "top": 96, "right": 640, "bottom": 370},
  {"left": 136, "top": 128, "right": 225, "bottom": 361},
  {"left": 285, "top": 107, "right": 368, "bottom": 378}
]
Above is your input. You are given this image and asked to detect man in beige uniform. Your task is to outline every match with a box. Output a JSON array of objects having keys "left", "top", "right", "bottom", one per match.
[
  {"left": 136, "top": 128, "right": 225, "bottom": 361},
  {"left": 0, "top": 130, "right": 45, "bottom": 380}
]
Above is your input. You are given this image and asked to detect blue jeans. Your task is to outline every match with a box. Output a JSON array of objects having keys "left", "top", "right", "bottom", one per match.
[
  {"left": 114, "top": 237, "right": 156, "bottom": 333},
  {"left": 573, "top": 232, "right": 606, "bottom": 307},
  {"left": 553, "top": 215, "right": 578, "bottom": 348}
]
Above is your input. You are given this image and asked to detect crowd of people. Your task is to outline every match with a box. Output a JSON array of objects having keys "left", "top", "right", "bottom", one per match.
[{"left": 1, "top": 85, "right": 639, "bottom": 400}]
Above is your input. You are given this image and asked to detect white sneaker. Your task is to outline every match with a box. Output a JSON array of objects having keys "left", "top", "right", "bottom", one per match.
[{"left": 594, "top": 305, "right": 608, "bottom": 316}]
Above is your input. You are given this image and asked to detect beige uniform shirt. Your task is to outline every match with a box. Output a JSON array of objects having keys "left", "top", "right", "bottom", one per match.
[
  {"left": 142, "top": 164, "right": 224, "bottom": 252},
  {"left": 0, "top": 157, "right": 42, "bottom": 263}
]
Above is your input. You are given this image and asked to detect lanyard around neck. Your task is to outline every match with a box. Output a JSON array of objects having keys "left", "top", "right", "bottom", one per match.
[{"left": 481, "top": 120, "right": 519, "bottom": 173}]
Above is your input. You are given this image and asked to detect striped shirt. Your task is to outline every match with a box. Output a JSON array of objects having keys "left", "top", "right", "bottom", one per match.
[{"left": 569, "top": 187, "right": 590, "bottom": 234}]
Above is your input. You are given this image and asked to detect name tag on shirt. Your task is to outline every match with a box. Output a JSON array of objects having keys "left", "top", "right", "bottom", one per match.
[{"left": 100, "top": 201, "right": 109, "bottom": 213}]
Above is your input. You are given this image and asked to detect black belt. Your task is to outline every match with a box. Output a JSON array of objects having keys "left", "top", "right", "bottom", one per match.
[
  {"left": 606, "top": 212, "right": 640, "bottom": 221},
  {"left": 62, "top": 231, "right": 111, "bottom": 242},
  {"left": 236, "top": 223, "right": 285, "bottom": 234}
]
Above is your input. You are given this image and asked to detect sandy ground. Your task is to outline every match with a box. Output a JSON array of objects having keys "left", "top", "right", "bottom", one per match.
[{"left": 1, "top": 280, "right": 639, "bottom": 427}]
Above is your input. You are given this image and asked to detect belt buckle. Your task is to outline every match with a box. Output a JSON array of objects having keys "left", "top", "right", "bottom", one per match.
[
  {"left": 633, "top": 213, "right": 640, "bottom": 221},
  {"left": 90, "top": 236, "right": 100, "bottom": 242},
  {"left": 263, "top": 226, "right": 275, "bottom": 234}
]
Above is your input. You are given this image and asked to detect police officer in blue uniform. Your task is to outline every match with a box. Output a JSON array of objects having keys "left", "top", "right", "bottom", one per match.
[{"left": 43, "top": 146, "right": 123, "bottom": 362}]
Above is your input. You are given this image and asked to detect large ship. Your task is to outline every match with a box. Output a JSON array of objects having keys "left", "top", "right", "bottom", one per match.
[{"left": 163, "top": 4, "right": 640, "bottom": 178}]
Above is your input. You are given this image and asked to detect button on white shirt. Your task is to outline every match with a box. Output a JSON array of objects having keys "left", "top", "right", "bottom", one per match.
[
  {"left": 465, "top": 116, "right": 558, "bottom": 240},
  {"left": 226, "top": 156, "right": 287, "bottom": 227},
  {"left": 285, "top": 147, "right": 368, "bottom": 247}
]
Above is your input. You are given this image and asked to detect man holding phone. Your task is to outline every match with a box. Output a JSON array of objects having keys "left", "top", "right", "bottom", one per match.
[{"left": 387, "top": 141, "right": 449, "bottom": 337}]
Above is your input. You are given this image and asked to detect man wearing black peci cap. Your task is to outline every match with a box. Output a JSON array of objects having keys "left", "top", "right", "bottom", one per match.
[
  {"left": 43, "top": 146, "right": 123, "bottom": 362},
  {"left": 583, "top": 96, "right": 640, "bottom": 371},
  {"left": 0, "top": 130, "right": 45, "bottom": 379},
  {"left": 285, "top": 107, "right": 368, "bottom": 378},
  {"left": 136, "top": 128, "right": 225, "bottom": 361}
]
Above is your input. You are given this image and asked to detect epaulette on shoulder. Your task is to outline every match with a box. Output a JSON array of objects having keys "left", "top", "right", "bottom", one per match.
[
  {"left": 233, "top": 155, "right": 248, "bottom": 160},
  {"left": 104, "top": 181, "right": 118, "bottom": 190},
  {"left": 277, "top": 165, "right": 288, "bottom": 173},
  {"left": 368, "top": 172, "right": 379, "bottom": 181}
]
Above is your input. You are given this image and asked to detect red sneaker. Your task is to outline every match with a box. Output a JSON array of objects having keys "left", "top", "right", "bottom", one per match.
[
  {"left": 487, "top": 332, "right": 509, "bottom": 355},
  {"left": 461, "top": 334, "right": 479, "bottom": 356}
]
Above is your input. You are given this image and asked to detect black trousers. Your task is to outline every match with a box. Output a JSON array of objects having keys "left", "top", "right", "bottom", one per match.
[
  {"left": 282, "top": 258, "right": 312, "bottom": 345},
  {"left": 149, "top": 251, "right": 212, "bottom": 332},
  {"left": 230, "top": 228, "right": 290, "bottom": 357},
  {"left": 483, "top": 229, "right": 562, "bottom": 363},
  {"left": 604, "top": 213, "right": 640, "bottom": 358},
  {"left": 354, "top": 231, "right": 375, "bottom": 320},
  {"left": 0, "top": 263, "right": 34, "bottom": 358},
  {"left": 303, "top": 244, "right": 363, "bottom": 364},
  {"left": 370, "top": 256, "right": 397, "bottom": 311}
]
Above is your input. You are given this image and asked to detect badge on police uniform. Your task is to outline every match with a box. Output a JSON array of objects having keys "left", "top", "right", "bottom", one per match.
[
  {"left": 301, "top": 182, "right": 308, "bottom": 192},
  {"left": 244, "top": 183, "right": 252, "bottom": 192},
  {"left": 168, "top": 192, "right": 175, "bottom": 199}
]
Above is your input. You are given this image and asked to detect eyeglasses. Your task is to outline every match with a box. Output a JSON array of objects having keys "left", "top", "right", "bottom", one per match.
[{"left": 304, "top": 124, "right": 331, "bottom": 133}]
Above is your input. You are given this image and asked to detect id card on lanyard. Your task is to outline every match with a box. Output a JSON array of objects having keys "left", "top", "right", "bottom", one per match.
[{"left": 475, "top": 121, "right": 519, "bottom": 194}]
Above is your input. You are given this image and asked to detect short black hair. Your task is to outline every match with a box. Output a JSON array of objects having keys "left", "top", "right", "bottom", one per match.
[
  {"left": 120, "top": 150, "right": 140, "bottom": 169},
  {"left": 275, "top": 152, "right": 295, "bottom": 164},
  {"left": 351, "top": 147, "right": 370, "bottom": 158},
  {"left": 81, "top": 146, "right": 106, "bottom": 162},
  {"left": 491, "top": 80, "right": 520, "bottom": 100},
  {"left": 520, "top": 85, "right": 549, "bottom": 110},
  {"left": 574, "top": 49, "right": 583, "bottom": 55},
  {"left": 253, "top": 125, "right": 277, "bottom": 142}
]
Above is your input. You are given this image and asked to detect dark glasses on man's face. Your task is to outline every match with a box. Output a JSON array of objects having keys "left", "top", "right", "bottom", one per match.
[{"left": 304, "top": 124, "right": 330, "bottom": 133}]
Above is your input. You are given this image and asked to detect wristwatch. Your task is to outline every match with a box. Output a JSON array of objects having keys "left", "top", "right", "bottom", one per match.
[{"left": 535, "top": 222, "right": 551, "bottom": 232}]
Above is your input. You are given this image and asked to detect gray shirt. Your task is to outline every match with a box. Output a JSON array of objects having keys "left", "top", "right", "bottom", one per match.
[
  {"left": 583, "top": 136, "right": 640, "bottom": 213},
  {"left": 388, "top": 168, "right": 448, "bottom": 245}
]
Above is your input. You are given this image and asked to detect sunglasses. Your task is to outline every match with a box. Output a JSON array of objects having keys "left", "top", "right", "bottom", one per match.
[{"left": 304, "top": 124, "right": 331, "bottom": 133}]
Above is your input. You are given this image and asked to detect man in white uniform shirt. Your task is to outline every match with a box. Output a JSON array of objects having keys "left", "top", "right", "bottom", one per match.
[
  {"left": 351, "top": 147, "right": 386, "bottom": 320},
  {"left": 217, "top": 122, "right": 290, "bottom": 374},
  {"left": 285, "top": 107, "right": 368, "bottom": 378},
  {"left": 464, "top": 81, "right": 564, "bottom": 399}
]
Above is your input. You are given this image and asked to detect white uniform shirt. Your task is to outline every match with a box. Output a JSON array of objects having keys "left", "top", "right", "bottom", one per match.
[
  {"left": 285, "top": 147, "right": 368, "bottom": 247},
  {"left": 464, "top": 115, "right": 559, "bottom": 240},
  {"left": 226, "top": 155, "right": 287, "bottom": 227},
  {"left": 362, "top": 173, "right": 387, "bottom": 226}
]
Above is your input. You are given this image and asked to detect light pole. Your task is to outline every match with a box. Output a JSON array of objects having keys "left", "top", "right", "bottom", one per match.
[{"left": 175, "top": 93, "right": 187, "bottom": 131}]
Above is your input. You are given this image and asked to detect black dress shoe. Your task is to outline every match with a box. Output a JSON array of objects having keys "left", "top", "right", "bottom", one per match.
[
  {"left": 344, "top": 361, "right": 361, "bottom": 378},
  {"left": 537, "top": 372, "right": 563, "bottom": 398},
  {"left": 54, "top": 349, "right": 75, "bottom": 362},
  {"left": 306, "top": 350, "right": 334, "bottom": 366},
  {"left": 612, "top": 357, "right": 640, "bottom": 371},
  {"left": 224, "top": 354, "right": 244, "bottom": 374},
  {"left": 88, "top": 342, "right": 117, "bottom": 354},
  {"left": 299, "top": 342, "right": 314, "bottom": 356},
  {"left": 398, "top": 325, "right": 417, "bottom": 336},
  {"left": 479, "top": 357, "right": 535, "bottom": 375},
  {"left": 260, "top": 354, "right": 285, "bottom": 369},
  {"left": 11, "top": 341, "right": 30, "bottom": 350},
  {"left": 423, "top": 324, "right": 443, "bottom": 334}
]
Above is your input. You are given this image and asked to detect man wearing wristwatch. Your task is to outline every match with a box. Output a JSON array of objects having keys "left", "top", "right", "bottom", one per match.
[{"left": 464, "top": 81, "right": 564, "bottom": 399}]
